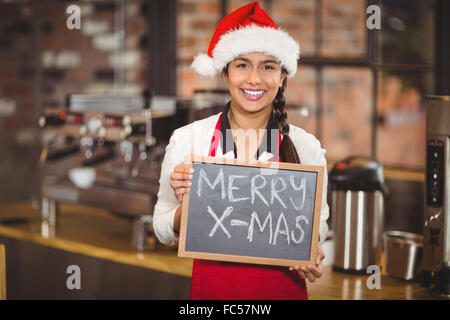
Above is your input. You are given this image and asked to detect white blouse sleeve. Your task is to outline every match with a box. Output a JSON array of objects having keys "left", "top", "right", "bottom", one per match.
[
  {"left": 314, "top": 144, "right": 330, "bottom": 245},
  {"left": 153, "top": 129, "right": 188, "bottom": 246}
]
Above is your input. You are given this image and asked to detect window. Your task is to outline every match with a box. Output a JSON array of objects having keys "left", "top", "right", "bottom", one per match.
[
  {"left": 375, "top": 0, "right": 434, "bottom": 169},
  {"left": 269, "top": 0, "right": 435, "bottom": 169},
  {"left": 178, "top": 0, "right": 437, "bottom": 169}
]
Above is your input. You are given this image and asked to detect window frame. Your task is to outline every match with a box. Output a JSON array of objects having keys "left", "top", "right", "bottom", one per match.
[{"left": 219, "top": 0, "right": 441, "bottom": 169}]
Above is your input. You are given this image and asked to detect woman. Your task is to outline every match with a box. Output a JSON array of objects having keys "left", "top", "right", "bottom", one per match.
[{"left": 153, "top": 1, "right": 329, "bottom": 299}]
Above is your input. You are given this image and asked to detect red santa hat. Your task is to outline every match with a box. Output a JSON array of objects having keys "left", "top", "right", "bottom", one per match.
[{"left": 191, "top": 1, "right": 300, "bottom": 79}]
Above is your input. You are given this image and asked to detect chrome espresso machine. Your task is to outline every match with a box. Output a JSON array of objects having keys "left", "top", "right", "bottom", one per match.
[
  {"left": 38, "top": 93, "right": 181, "bottom": 251},
  {"left": 422, "top": 95, "right": 450, "bottom": 297}
]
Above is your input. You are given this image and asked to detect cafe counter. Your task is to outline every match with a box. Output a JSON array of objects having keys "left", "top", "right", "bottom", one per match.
[{"left": 0, "top": 202, "right": 434, "bottom": 299}]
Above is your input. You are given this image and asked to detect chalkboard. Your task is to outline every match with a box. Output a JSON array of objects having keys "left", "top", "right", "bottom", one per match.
[{"left": 178, "top": 153, "right": 324, "bottom": 267}]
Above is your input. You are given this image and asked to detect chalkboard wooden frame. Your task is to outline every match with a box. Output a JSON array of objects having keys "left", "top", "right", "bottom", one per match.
[{"left": 178, "top": 153, "right": 324, "bottom": 267}]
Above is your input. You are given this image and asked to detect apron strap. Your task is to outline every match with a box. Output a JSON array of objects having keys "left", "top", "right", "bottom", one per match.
[{"left": 208, "top": 113, "right": 223, "bottom": 157}]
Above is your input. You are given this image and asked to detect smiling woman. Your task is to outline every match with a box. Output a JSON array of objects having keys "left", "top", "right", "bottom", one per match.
[{"left": 153, "top": 1, "right": 329, "bottom": 300}]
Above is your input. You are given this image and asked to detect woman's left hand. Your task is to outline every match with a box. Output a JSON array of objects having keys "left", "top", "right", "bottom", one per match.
[{"left": 290, "top": 242, "right": 325, "bottom": 283}]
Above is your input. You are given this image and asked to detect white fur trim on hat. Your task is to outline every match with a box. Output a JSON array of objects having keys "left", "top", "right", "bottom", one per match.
[
  {"left": 191, "top": 25, "right": 300, "bottom": 78},
  {"left": 191, "top": 53, "right": 216, "bottom": 78}
]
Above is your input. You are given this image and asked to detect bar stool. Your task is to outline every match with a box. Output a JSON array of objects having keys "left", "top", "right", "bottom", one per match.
[{"left": 0, "top": 244, "right": 5, "bottom": 300}]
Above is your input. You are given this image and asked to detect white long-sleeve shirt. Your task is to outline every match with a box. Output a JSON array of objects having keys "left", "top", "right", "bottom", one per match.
[{"left": 153, "top": 112, "right": 330, "bottom": 247}]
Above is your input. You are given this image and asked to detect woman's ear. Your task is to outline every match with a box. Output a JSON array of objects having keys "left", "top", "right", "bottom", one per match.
[
  {"left": 222, "top": 70, "right": 229, "bottom": 84},
  {"left": 280, "top": 71, "right": 287, "bottom": 86}
]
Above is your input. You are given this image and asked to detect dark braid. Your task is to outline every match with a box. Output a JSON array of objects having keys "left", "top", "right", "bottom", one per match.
[
  {"left": 272, "top": 71, "right": 301, "bottom": 164},
  {"left": 272, "top": 80, "right": 289, "bottom": 135}
]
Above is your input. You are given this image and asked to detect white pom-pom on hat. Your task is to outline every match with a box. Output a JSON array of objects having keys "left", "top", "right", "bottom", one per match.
[{"left": 191, "top": 53, "right": 216, "bottom": 78}]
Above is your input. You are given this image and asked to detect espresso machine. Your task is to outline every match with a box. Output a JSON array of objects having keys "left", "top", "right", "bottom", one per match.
[
  {"left": 38, "top": 93, "right": 178, "bottom": 251},
  {"left": 422, "top": 95, "right": 450, "bottom": 297}
]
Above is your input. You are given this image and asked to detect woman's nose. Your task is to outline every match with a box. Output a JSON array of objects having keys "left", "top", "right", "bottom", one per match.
[{"left": 247, "top": 68, "right": 261, "bottom": 85}]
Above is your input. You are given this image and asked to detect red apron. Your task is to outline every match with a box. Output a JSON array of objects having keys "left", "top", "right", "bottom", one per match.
[{"left": 189, "top": 113, "right": 308, "bottom": 300}]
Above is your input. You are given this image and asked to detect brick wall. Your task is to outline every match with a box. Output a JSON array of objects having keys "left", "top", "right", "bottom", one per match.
[
  {"left": 0, "top": 0, "right": 41, "bottom": 202},
  {"left": 177, "top": 0, "right": 223, "bottom": 97},
  {"left": 321, "top": 0, "right": 367, "bottom": 57},
  {"left": 0, "top": 1, "right": 37, "bottom": 139},
  {"left": 272, "top": 0, "right": 316, "bottom": 56},
  {"left": 322, "top": 67, "right": 373, "bottom": 158},
  {"left": 40, "top": 0, "right": 148, "bottom": 106},
  {"left": 0, "top": 0, "right": 149, "bottom": 202}
]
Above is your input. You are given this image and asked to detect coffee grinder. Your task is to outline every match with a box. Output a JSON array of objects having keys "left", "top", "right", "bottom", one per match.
[{"left": 422, "top": 95, "right": 450, "bottom": 298}]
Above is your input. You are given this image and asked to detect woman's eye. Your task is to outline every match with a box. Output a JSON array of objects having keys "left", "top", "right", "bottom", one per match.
[
  {"left": 263, "top": 65, "right": 275, "bottom": 70},
  {"left": 236, "top": 63, "right": 247, "bottom": 68}
]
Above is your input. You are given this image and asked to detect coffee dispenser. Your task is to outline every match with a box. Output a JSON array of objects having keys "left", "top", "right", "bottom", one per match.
[
  {"left": 329, "top": 156, "right": 388, "bottom": 272},
  {"left": 422, "top": 95, "right": 450, "bottom": 297}
]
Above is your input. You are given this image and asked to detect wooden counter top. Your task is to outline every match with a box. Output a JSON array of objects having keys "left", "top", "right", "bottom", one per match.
[
  {"left": 307, "top": 265, "right": 434, "bottom": 300},
  {"left": 0, "top": 201, "right": 436, "bottom": 300},
  {"left": 0, "top": 202, "right": 193, "bottom": 278}
]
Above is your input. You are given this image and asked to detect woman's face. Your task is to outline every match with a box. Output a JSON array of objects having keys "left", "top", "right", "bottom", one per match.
[{"left": 224, "top": 52, "right": 286, "bottom": 114}]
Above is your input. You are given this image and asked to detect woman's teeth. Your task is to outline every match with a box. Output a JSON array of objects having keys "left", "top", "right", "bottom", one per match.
[
  {"left": 241, "top": 89, "right": 265, "bottom": 100},
  {"left": 243, "top": 89, "right": 264, "bottom": 96}
]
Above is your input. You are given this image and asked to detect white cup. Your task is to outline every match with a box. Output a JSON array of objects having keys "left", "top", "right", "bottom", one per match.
[{"left": 68, "top": 167, "right": 96, "bottom": 189}]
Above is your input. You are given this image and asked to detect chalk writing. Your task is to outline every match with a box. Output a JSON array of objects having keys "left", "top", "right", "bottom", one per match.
[
  {"left": 196, "top": 167, "right": 306, "bottom": 212},
  {"left": 207, "top": 206, "right": 232, "bottom": 239},
  {"left": 181, "top": 159, "right": 322, "bottom": 265}
]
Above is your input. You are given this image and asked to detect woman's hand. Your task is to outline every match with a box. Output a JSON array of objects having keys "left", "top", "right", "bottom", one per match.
[
  {"left": 290, "top": 242, "right": 325, "bottom": 283},
  {"left": 171, "top": 165, "right": 194, "bottom": 234},
  {"left": 170, "top": 165, "right": 194, "bottom": 202}
]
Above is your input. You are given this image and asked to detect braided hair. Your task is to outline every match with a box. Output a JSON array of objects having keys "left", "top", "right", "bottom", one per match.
[{"left": 272, "top": 69, "right": 300, "bottom": 164}]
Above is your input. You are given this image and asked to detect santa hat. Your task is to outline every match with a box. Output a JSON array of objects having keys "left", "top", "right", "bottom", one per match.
[{"left": 191, "top": 1, "right": 300, "bottom": 78}]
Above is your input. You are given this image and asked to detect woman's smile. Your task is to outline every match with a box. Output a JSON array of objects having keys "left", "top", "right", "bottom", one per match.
[{"left": 240, "top": 88, "right": 266, "bottom": 101}]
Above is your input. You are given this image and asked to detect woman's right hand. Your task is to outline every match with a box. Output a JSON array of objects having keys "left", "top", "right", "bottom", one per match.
[{"left": 170, "top": 165, "right": 194, "bottom": 203}]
